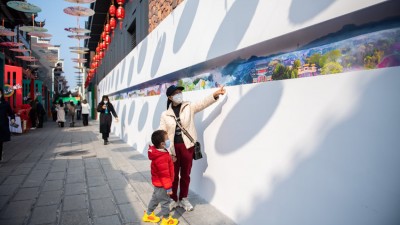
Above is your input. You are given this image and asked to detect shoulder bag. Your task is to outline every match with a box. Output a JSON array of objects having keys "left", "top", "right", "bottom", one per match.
[{"left": 174, "top": 117, "right": 203, "bottom": 160}]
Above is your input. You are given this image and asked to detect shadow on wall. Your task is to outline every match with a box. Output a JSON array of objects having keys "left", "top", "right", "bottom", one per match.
[
  {"left": 128, "top": 100, "right": 136, "bottom": 126},
  {"left": 151, "top": 33, "right": 167, "bottom": 78},
  {"left": 173, "top": 0, "right": 200, "bottom": 53},
  {"left": 289, "top": 0, "right": 335, "bottom": 25},
  {"left": 137, "top": 38, "right": 148, "bottom": 74},
  {"left": 215, "top": 82, "right": 283, "bottom": 154},
  {"left": 207, "top": 0, "right": 260, "bottom": 60},
  {"left": 238, "top": 72, "right": 400, "bottom": 225},
  {"left": 127, "top": 56, "right": 135, "bottom": 86},
  {"left": 138, "top": 102, "right": 149, "bottom": 131},
  {"left": 152, "top": 94, "right": 168, "bottom": 130}
]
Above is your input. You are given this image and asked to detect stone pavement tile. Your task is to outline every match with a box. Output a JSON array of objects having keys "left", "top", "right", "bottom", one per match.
[
  {"left": 11, "top": 167, "right": 31, "bottom": 176},
  {"left": 33, "top": 163, "right": 52, "bottom": 171},
  {"left": 0, "top": 184, "right": 19, "bottom": 196},
  {"left": 13, "top": 187, "right": 39, "bottom": 201},
  {"left": 60, "top": 210, "right": 91, "bottom": 225},
  {"left": 50, "top": 166, "right": 67, "bottom": 173},
  {"left": 91, "top": 198, "right": 117, "bottom": 217},
  {"left": 98, "top": 158, "right": 112, "bottom": 165},
  {"left": 86, "top": 169, "right": 103, "bottom": 177},
  {"left": 93, "top": 215, "right": 122, "bottom": 225},
  {"left": 128, "top": 182, "right": 153, "bottom": 195},
  {"left": 113, "top": 189, "right": 140, "bottom": 205},
  {"left": 108, "top": 178, "right": 128, "bottom": 190},
  {"left": 89, "top": 185, "right": 112, "bottom": 200},
  {"left": 0, "top": 199, "right": 34, "bottom": 219},
  {"left": 0, "top": 173, "right": 8, "bottom": 184},
  {"left": 68, "top": 159, "right": 84, "bottom": 168},
  {"left": 118, "top": 202, "right": 146, "bottom": 224},
  {"left": 67, "top": 167, "right": 85, "bottom": 175},
  {"left": 18, "top": 162, "right": 36, "bottom": 168},
  {"left": 22, "top": 172, "right": 47, "bottom": 187},
  {"left": 0, "top": 217, "right": 26, "bottom": 225},
  {"left": 102, "top": 164, "right": 119, "bottom": 172},
  {"left": 0, "top": 196, "right": 10, "bottom": 210},
  {"left": 36, "top": 190, "right": 63, "bottom": 206},
  {"left": 67, "top": 173, "right": 85, "bottom": 184},
  {"left": 46, "top": 171, "right": 66, "bottom": 181},
  {"left": 29, "top": 205, "right": 58, "bottom": 225},
  {"left": 85, "top": 163, "right": 100, "bottom": 169},
  {"left": 2, "top": 175, "right": 26, "bottom": 185},
  {"left": 42, "top": 180, "right": 64, "bottom": 191},
  {"left": 63, "top": 194, "right": 87, "bottom": 211},
  {"left": 104, "top": 171, "right": 125, "bottom": 181},
  {"left": 65, "top": 183, "right": 87, "bottom": 196},
  {"left": 87, "top": 176, "right": 107, "bottom": 187}
]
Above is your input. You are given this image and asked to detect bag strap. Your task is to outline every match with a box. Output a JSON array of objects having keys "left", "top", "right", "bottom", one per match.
[{"left": 173, "top": 116, "right": 195, "bottom": 143}]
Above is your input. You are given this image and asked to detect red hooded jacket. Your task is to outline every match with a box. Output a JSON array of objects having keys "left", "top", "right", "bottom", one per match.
[{"left": 148, "top": 145, "right": 174, "bottom": 190}]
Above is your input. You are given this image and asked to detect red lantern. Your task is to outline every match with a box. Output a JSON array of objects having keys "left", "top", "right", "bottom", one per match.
[
  {"left": 109, "top": 5, "right": 116, "bottom": 17},
  {"left": 96, "top": 46, "right": 100, "bottom": 53},
  {"left": 105, "top": 34, "right": 111, "bottom": 45},
  {"left": 116, "top": 0, "right": 125, "bottom": 5},
  {"left": 102, "top": 41, "right": 108, "bottom": 50},
  {"left": 99, "top": 51, "right": 105, "bottom": 59},
  {"left": 116, "top": 6, "right": 125, "bottom": 30},
  {"left": 110, "top": 17, "right": 117, "bottom": 31},
  {"left": 100, "top": 42, "right": 105, "bottom": 50},
  {"left": 104, "top": 24, "right": 110, "bottom": 34},
  {"left": 101, "top": 31, "right": 106, "bottom": 40}
]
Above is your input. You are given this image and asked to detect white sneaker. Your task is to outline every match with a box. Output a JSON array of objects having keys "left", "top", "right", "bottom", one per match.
[
  {"left": 169, "top": 200, "right": 179, "bottom": 211},
  {"left": 179, "top": 198, "right": 193, "bottom": 211}
]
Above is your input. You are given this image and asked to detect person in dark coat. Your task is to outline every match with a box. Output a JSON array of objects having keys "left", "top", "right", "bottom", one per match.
[
  {"left": 0, "top": 88, "right": 16, "bottom": 161},
  {"left": 29, "top": 98, "right": 37, "bottom": 129},
  {"left": 97, "top": 95, "right": 118, "bottom": 145},
  {"left": 36, "top": 98, "right": 46, "bottom": 128}
]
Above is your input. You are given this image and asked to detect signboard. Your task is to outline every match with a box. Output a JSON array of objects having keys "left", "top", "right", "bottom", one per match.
[{"left": 3, "top": 84, "right": 14, "bottom": 97}]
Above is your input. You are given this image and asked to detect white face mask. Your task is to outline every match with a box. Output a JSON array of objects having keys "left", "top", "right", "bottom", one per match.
[
  {"left": 104, "top": 101, "right": 108, "bottom": 104},
  {"left": 172, "top": 93, "right": 183, "bottom": 104}
]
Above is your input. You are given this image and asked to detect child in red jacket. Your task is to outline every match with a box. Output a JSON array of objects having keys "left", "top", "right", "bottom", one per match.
[{"left": 142, "top": 130, "right": 179, "bottom": 225}]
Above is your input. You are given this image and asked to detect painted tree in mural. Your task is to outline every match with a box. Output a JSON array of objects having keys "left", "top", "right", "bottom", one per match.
[{"left": 364, "top": 49, "right": 384, "bottom": 69}]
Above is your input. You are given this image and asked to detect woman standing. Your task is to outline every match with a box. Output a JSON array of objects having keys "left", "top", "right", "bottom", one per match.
[
  {"left": 97, "top": 95, "right": 118, "bottom": 145},
  {"left": 159, "top": 85, "right": 225, "bottom": 211},
  {"left": 68, "top": 101, "right": 76, "bottom": 127},
  {"left": 81, "top": 99, "right": 91, "bottom": 126},
  {"left": 0, "top": 88, "right": 15, "bottom": 161},
  {"left": 56, "top": 100, "right": 66, "bottom": 127},
  {"left": 76, "top": 101, "right": 82, "bottom": 120}
]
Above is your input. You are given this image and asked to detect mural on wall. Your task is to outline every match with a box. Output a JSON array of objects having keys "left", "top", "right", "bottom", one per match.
[{"left": 109, "top": 24, "right": 400, "bottom": 101}]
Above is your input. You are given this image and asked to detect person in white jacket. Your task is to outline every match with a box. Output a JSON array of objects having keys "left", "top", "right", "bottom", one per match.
[
  {"left": 81, "top": 99, "right": 91, "bottom": 126},
  {"left": 159, "top": 85, "right": 225, "bottom": 212}
]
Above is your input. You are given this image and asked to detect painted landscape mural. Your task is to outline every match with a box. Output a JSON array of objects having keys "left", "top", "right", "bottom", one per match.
[{"left": 109, "top": 24, "right": 400, "bottom": 101}]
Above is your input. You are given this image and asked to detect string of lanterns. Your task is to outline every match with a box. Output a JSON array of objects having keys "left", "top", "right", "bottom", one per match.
[{"left": 85, "top": 0, "right": 125, "bottom": 88}]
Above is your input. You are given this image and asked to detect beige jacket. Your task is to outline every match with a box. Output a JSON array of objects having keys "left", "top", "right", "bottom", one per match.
[{"left": 159, "top": 94, "right": 218, "bottom": 156}]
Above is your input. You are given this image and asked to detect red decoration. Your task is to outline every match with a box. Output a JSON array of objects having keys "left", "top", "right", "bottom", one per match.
[
  {"left": 110, "top": 17, "right": 117, "bottom": 30},
  {"left": 99, "top": 51, "right": 105, "bottom": 59},
  {"left": 102, "top": 41, "right": 108, "bottom": 50},
  {"left": 105, "top": 34, "right": 111, "bottom": 45},
  {"left": 101, "top": 31, "right": 106, "bottom": 40},
  {"left": 104, "top": 24, "right": 110, "bottom": 34},
  {"left": 116, "top": 6, "right": 125, "bottom": 30},
  {"left": 96, "top": 46, "right": 100, "bottom": 53},
  {"left": 116, "top": 0, "right": 125, "bottom": 5},
  {"left": 109, "top": 5, "right": 116, "bottom": 17}
]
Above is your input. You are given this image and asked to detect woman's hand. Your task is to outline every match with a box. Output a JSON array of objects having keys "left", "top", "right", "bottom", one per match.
[
  {"left": 11, "top": 119, "right": 15, "bottom": 124},
  {"left": 172, "top": 155, "right": 177, "bottom": 162},
  {"left": 102, "top": 105, "right": 106, "bottom": 109},
  {"left": 115, "top": 118, "right": 119, "bottom": 122},
  {"left": 213, "top": 86, "right": 226, "bottom": 99}
]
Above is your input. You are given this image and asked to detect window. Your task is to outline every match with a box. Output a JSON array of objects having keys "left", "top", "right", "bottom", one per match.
[{"left": 128, "top": 19, "right": 137, "bottom": 50}]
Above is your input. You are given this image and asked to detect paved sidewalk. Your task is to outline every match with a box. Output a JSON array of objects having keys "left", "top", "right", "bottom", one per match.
[{"left": 0, "top": 120, "right": 235, "bottom": 225}]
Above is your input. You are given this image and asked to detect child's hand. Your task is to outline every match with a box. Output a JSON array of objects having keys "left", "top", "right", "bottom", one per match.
[
  {"left": 171, "top": 156, "right": 177, "bottom": 162},
  {"left": 167, "top": 191, "right": 173, "bottom": 195}
]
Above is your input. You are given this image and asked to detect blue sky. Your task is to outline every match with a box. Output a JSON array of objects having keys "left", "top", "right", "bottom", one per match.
[{"left": 29, "top": 0, "right": 91, "bottom": 90}]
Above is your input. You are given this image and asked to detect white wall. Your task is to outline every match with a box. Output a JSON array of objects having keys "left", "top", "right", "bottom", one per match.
[{"left": 98, "top": 0, "right": 400, "bottom": 224}]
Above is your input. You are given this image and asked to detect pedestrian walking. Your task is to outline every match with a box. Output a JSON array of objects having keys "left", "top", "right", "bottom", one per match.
[
  {"left": 97, "top": 95, "right": 118, "bottom": 145},
  {"left": 81, "top": 99, "right": 91, "bottom": 126}
]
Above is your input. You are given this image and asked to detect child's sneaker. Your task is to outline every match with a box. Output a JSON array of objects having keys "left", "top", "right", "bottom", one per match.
[
  {"left": 142, "top": 211, "right": 160, "bottom": 223},
  {"left": 179, "top": 198, "right": 193, "bottom": 211},
  {"left": 161, "top": 216, "right": 179, "bottom": 225},
  {"left": 169, "top": 200, "right": 179, "bottom": 211}
]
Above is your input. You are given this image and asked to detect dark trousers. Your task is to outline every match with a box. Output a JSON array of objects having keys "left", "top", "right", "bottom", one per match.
[
  {"left": 171, "top": 143, "right": 194, "bottom": 202},
  {"left": 30, "top": 115, "right": 37, "bottom": 128},
  {"left": 58, "top": 122, "right": 64, "bottom": 127},
  {"left": 102, "top": 133, "right": 109, "bottom": 140},
  {"left": 0, "top": 141, "right": 3, "bottom": 160},
  {"left": 37, "top": 115, "right": 44, "bottom": 128},
  {"left": 52, "top": 111, "right": 57, "bottom": 121},
  {"left": 82, "top": 114, "right": 89, "bottom": 126},
  {"left": 77, "top": 110, "right": 81, "bottom": 120}
]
